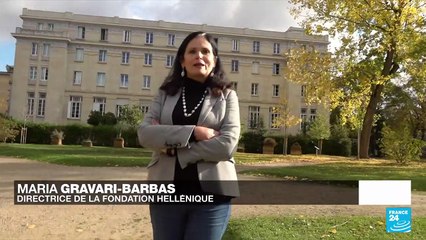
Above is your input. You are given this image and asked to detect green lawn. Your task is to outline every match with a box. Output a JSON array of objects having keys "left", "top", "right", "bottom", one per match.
[
  {"left": 224, "top": 216, "right": 426, "bottom": 240},
  {"left": 1, "top": 143, "right": 425, "bottom": 238},
  {"left": 240, "top": 162, "right": 426, "bottom": 191},
  {"left": 0, "top": 143, "right": 152, "bottom": 167},
  {"left": 1, "top": 144, "right": 424, "bottom": 191}
]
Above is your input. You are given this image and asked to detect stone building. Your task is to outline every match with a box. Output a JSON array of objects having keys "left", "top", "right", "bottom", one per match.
[
  {"left": 0, "top": 65, "right": 13, "bottom": 114},
  {"left": 9, "top": 8, "right": 328, "bottom": 135}
]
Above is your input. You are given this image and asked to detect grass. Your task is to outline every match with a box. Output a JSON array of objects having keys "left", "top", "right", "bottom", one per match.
[
  {"left": 0, "top": 143, "right": 152, "bottom": 167},
  {"left": 1, "top": 144, "right": 424, "bottom": 190},
  {"left": 1, "top": 144, "right": 425, "bottom": 238},
  {"left": 224, "top": 216, "right": 426, "bottom": 240},
  {"left": 240, "top": 162, "right": 426, "bottom": 191}
]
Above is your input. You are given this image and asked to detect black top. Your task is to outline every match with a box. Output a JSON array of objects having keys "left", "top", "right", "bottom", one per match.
[
  {"left": 172, "top": 77, "right": 207, "bottom": 193},
  {"left": 172, "top": 78, "right": 231, "bottom": 202}
]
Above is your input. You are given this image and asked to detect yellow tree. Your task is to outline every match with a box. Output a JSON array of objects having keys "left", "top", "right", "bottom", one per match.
[
  {"left": 271, "top": 99, "right": 301, "bottom": 155},
  {"left": 288, "top": 0, "right": 426, "bottom": 158}
]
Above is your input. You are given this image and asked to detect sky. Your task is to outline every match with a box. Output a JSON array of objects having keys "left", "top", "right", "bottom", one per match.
[{"left": 0, "top": 0, "right": 302, "bottom": 71}]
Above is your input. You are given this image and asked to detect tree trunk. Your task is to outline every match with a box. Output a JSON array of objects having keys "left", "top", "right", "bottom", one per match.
[
  {"left": 359, "top": 48, "right": 398, "bottom": 158},
  {"left": 283, "top": 136, "right": 288, "bottom": 155},
  {"left": 360, "top": 84, "right": 384, "bottom": 158},
  {"left": 318, "top": 139, "right": 323, "bottom": 155}
]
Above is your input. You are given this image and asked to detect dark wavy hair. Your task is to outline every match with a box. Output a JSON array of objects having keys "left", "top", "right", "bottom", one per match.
[{"left": 160, "top": 31, "right": 230, "bottom": 96}]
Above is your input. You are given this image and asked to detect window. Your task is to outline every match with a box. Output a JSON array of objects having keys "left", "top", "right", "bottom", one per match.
[
  {"left": 146, "top": 32, "right": 153, "bottom": 44},
  {"left": 75, "top": 48, "right": 84, "bottom": 61},
  {"left": 301, "top": 85, "right": 307, "bottom": 96},
  {"left": 96, "top": 72, "right": 106, "bottom": 86},
  {"left": 120, "top": 74, "right": 129, "bottom": 87},
  {"left": 310, "top": 108, "right": 317, "bottom": 121},
  {"left": 99, "top": 50, "right": 107, "bottom": 62},
  {"left": 251, "top": 83, "right": 259, "bottom": 96},
  {"left": 122, "top": 52, "right": 130, "bottom": 64},
  {"left": 232, "top": 39, "right": 239, "bottom": 52},
  {"left": 300, "top": 107, "right": 308, "bottom": 129},
  {"left": 253, "top": 41, "right": 260, "bottom": 53},
  {"left": 68, "top": 96, "right": 82, "bottom": 119},
  {"left": 42, "top": 43, "right": 50, "bottom": 57},
  {"left": 168, "top": 34, "right": 175, "bottom": 46},
  {"left": 115, "top": 100, "right": 128, "bottom": 117},
  {"left": 231, "top": 60, "right": 239, "bottom": 72},
  {"left": 37, "top": 92, "right": 46, "bottom": 117},
  {"left": 101, "top": 28, "right": 108, "bottom": 41},
  {"left": 27, "top": 92, "right": 35, "bottom": 116},
  {"left": 273, "top": 84, "right": 279, "bottom": 97},
  {"left": 269, "top": 107, "right": 280, "bottom": 129},
  {"left": 93, "top": 97, "right": 106, "bottom": 114},
  {"left": 48, "top": 23, "right": 54, "bottom": 31},
  {"left": 123, "top": 30, "right": 131, "bottom": 43},
  {"left": 273, "top": 63, "right": 280, "bottom": 75},
  {"left": 252, "top": 61, "right": 259, "bottom": 74},
  {"left": 248, "top": 106, "right": 260, "bottom": 129},
  {"left": 77, "top": 26, "right": 85, "bottom": 39},
  {"left": 37, "top": 23, "right": 44, "bottom": 30},
  {"left": 166, "top": 55, "right": 174, "bottom": 67},
  {"left": 140, "top": 105, "right": 149, "bottom": 113},
  {"left": 273, "top": 43, "right": 280, "bottom": 54},
  {"left": 144, "top": 53, "right": 152, "bottom": 65},
  {"left": 41, "top": 67, "right": 48, "bottom": 81},
  {"left": 29, "top": 66, "right": 37, "bottom": 80},
  {"left": 230, "top": 81, "right": 238, "bottom": 92},
  {"left": 143, "top": 75, "right": 151, "bottom": 89},
  {"left": 31, "top": 42, "right": 38, "bottom": 56},
  {"left": 73, "top": 71, "right": 82, "bottom": 85}
]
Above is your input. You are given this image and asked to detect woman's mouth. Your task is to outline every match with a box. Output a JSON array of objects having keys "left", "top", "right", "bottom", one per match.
[{"left": 193, "top": 63, "right": 205, "bottom": 67}]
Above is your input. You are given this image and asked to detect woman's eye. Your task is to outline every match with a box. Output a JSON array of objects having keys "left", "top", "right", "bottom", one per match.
[{"left": 201, "top": 49, "right": 210, "bottom": 54}]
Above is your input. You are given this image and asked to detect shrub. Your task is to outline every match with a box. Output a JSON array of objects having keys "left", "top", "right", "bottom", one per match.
[
  {"left": 62, "top": 124, "right": 91, "bottom": 144},
  {"left": 240, "top": 131, "right": 264, "bottom": 153},
  {"left": 87, "top": 111, "right": 103, "bottom": 126},
  {"left": 322, "top": 138, "right": 352, "bottom": 156},
  {"left": 24, "top": 122, "right": 54, "bottom": 144},
  {"left": 381, "top": 125, "right": 426, "bottom": 164},
  {"left": 0, "top": 116, "right": 19, "bottom": 143},
  {"left": 91, "top": 125, "right": 116, "bottom": 146},
  {"left": 121, "top": 128, "right": 140, "bottom": 148},
  {"left": 102, "top": 112, "right": 118, "bottom": 125}
]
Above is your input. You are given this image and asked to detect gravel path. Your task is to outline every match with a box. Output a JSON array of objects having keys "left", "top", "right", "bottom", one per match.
[{"left": 1, "top": 157, "right": 424, "bottom": 240}]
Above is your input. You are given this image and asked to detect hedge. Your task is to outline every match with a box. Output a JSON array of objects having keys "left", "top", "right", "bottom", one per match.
[
  {"left": 240, "top": 131, "right": 353, "bottom": 156},
  {"left": 12, "top": 121, "right": 141, "bottom": 148}
]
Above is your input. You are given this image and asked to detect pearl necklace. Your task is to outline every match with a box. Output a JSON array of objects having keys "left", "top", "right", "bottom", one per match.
[{"left": 182, "top": 87, "right": 208, "bottom": 117}]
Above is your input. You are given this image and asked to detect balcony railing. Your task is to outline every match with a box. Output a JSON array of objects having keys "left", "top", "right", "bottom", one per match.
[{"left": 15, "top": 27, "right": 68, "bottom": 38}]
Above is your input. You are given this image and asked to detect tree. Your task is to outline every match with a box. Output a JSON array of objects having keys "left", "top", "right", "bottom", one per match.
[
  {"left": 102, "top": 112, "right": 118, "bottom": 125},
  {"left": 271, "top": 99, "right": 301, "bottom": 155},
  {"left": 87, "top": 111, "right": 103, "bottom": 126},
  {"left": 87, "top": 111, "right": 117, "bottom": 126},
  {"left": 288, "top": 0, "right": 426, "bottom": 158},
  {"left": 381, "top": 125, "right": 425, "bottom": 164},
  {"left": 306, "top": 115, "right": 331, "bottom": 155},
  {"left": 116, "top": 105, "right": 144, "bottom": 137},
  {"left": 0, "top": 115, "right": 19, "bottom": 143}
]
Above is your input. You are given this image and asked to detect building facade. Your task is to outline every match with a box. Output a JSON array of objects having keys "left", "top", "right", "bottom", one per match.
[
  {"left": 0, "top": 65, "right": 13, "bottom": 114},
  {"left": 9, "top": 8, "right": 328, "bottom": 135}
]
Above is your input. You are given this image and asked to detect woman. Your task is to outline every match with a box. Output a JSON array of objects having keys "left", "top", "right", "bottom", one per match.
[{"left": 138, "top": 31, "right": 240, "bottom": 240}]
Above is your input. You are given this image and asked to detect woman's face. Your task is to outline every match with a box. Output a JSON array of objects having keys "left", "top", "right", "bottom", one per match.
[{"left": 181, "top": 35, "right": 216, "bottom": 82}]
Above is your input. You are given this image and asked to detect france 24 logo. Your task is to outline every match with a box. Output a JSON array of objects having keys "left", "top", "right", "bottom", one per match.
[{"left": 386, "top": 207, "right": 411, "bottom": 233}]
